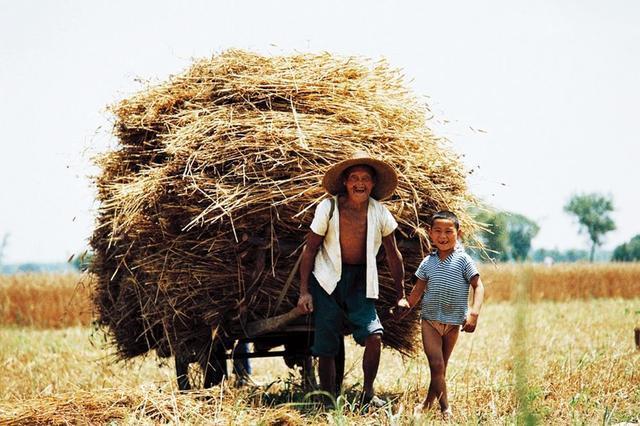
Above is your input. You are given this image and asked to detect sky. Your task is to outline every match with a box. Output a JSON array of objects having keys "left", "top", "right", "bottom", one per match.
[{"left": 0, "top": 0, "right": 638, "bottom": 263}]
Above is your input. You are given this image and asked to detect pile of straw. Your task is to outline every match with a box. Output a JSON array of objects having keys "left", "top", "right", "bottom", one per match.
[{"left": 91, "top": 49, "right": 477, "bottom": 360}]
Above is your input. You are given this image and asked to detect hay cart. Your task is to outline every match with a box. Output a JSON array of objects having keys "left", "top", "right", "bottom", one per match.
[
  {"left": 91, "top": 50, "right": 476, "bottom": 394},
  {"left": 171, "top": 254, "right": 345, "bottom": 391},
  {"left": 174, "top": 306, "right": 345, "bottom": 391}
]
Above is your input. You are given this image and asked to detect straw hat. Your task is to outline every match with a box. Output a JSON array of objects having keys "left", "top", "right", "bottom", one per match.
[{"left": 322, "top": 151, "right": 398, "bottom": 200}]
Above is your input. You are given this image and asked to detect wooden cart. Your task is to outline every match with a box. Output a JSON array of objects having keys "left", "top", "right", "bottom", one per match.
[{"left": 174, "top": 306, "right": 345, "bottom": 392}]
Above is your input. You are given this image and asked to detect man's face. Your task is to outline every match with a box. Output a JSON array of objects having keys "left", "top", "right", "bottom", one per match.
[
  {"left": 428, "top": 219, "right": 460, "bottom": 252},
  {"left": 343, "top": 165, "right": 375, "bottom": 202}
]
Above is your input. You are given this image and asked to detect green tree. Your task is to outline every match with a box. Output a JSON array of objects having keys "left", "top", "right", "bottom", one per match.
[
  {"left": 507, "top": 214, "right": 540, "bottom": 261},
  {"left": 0, "top": 233, "right": 8, "bottom": 267},
  {"left": 564, "top": 193, "right": 615, "bottom": 262},
  {"left": 612, "top": 235, "right": 640, "bottom": 261},
  {"left": 532, "top": 248, "right": 558, "bottom": 263},
  {"left": 475, "top": 210, "right": 510, "bottom": 261},
  {"left": 474, "top": 210, "right": 539, "bottom": 262},
  {"left": 531, "top": 248, "right": 590, "bottom": 263},
  {"left": 563, "top": 249, "right": 589, "bottom": 262},
  {"left": 17, "top": 263, "right": 42, "bottom": 273},
  {"left": 71, "top": 251, "right": 94, "bottom": 271}
]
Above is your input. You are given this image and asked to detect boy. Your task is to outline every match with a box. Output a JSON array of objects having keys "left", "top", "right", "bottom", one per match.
[{"left": 403, "top": 211, "right": 484, "bottom": 419}]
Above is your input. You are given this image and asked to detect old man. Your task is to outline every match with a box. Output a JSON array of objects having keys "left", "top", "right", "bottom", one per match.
[{"left": 298, "top": 151, "right": 407, "bottom": 407}]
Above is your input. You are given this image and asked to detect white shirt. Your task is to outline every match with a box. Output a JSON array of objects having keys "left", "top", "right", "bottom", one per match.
[{"left": 309, "top": 195, "right": 398, "bottom": 299}]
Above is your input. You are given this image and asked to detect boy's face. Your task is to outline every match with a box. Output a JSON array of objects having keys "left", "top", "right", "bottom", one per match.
[
  {"left": 428, "top": 219, "right": 461, "bottom": 252},
  {"left": 343, "top": 165, "right": 375, "bottom": 202}
]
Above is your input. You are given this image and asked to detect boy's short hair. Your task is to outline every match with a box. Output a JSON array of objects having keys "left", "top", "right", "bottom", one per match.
[{"left": 430, "top": 211, "right": 460, "bottom": 230}]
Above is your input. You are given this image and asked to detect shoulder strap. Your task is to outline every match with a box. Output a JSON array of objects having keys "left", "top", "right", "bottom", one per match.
[{"left": 328, "top": 197, "right": 336, "bottom": 221}]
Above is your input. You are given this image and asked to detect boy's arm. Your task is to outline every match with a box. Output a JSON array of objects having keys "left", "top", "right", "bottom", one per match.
[
  {"left": 462, "top": 274, "right": 484, "bottom": 332},
  {"left": 407, "top": 278, "right": 427, "bottom": 308}
]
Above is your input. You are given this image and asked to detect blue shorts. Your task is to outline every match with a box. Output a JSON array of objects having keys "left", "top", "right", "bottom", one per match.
[{"left": 310, "top": 264, "right": 384, "bottom": 357}]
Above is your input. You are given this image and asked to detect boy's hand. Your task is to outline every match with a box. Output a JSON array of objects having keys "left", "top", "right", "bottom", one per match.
[
  {"left": 390, "top": 297, "right": 411, "bottom": 319},
  {"left": 461, "top": 312, "right": 479, "bottom": 333},
  {"left": 297, "top": 292, "right": 313, "bottom": 314},
  {"left": 397, "top": 297, "right": 411, "bottom": 316},
  {"left": 396, "top": 297, "right": 410, "bottom": 309}
]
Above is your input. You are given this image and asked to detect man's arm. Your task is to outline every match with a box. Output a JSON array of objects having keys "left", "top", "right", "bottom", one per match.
[
  {"left": 382, "top": 232, "right": 405, "bottom": 303},
  {"left": 297, "top": 231, "right": 324, "bottom": 314},
  {"left": 462, "top": 274, "right": 485, "bottom": 332}
]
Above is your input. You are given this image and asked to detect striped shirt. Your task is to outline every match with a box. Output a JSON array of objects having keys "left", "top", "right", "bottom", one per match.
[{"left": 415, "top": 245, "right": 479, "bottom": 325}]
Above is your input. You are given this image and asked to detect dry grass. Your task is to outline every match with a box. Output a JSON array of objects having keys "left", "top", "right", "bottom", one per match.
[
  {"left": 2, "top": 264, "right": 639, "bottom": 330},
  {"left": 480, "top": 262, "right": 640, "bottom": 302},
  {"left": 0, "top": 273, "right": 92, "bottom": 328},
  {"left": 0, "top": 297, "right": 638, "bottom": 424}
]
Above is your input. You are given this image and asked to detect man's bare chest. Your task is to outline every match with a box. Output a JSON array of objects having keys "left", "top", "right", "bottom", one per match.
[{"left": 339, "top": 210, "right": 368, "bottom": 239}]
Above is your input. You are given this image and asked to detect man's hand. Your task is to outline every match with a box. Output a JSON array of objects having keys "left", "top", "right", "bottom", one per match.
[
  {"left": 461, "top": 312, "right": 479, "bottom": 333},
  {"left": 297, "top": 291, "right": 313, "bottom": 314}
]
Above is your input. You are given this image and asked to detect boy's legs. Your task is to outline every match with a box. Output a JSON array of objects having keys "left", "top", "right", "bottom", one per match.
[{"left": 421, "top": 321, "right": 460, "bottom": 411}]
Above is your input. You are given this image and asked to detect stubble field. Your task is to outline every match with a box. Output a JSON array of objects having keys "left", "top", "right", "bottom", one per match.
[{"left": 0, "top": 265, "right": 639, "bottom": 425}]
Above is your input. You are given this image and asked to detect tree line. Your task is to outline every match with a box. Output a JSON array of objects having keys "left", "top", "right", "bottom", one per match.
[{"left": 473, "top": 193, "right": 638, "bottom": 263}]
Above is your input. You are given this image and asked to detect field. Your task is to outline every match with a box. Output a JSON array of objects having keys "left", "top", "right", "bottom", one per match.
[{"left": 0, "top": 265, "right": 639, "bottom": 424}]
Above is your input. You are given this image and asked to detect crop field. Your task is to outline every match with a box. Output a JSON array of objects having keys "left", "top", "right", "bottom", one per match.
[{"left": 0, "top": 265, "right": 639, "bottom": 424}]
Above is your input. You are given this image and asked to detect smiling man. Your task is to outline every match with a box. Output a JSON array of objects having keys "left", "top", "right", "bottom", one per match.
[{"left": 297, "top": 151, "right": 408, "bottom": 407}]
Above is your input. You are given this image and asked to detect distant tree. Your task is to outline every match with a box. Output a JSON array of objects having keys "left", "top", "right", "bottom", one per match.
[
  {"left": 506, "top": 214, "right": 540, "bottom": 261},
  {"left": 612, "top": 235, "right": 640, "bottom": 261},
  {"left": 563, "top": 249, "right": 589, "bottom": 262},
  {"left": 532, "top": 248, "right": 603, "bottom": 263},
  {"left": 0, "top": 233, "right": 8, "bottom": 266},
  {"left": 71, "top": 251, "right": 94, "bottom": 271},
  {"left": 564, "top": 193, "right": 615, "bottom": 262},
  {"left": 474, "top": 210, "right": 539, "bottom": 262},
  {"left": 612, "top": 243, "right": 629, "bottom": 261},
  {"left": 17, "top": 263, "right": 42, "bottom": 273},
  {"left": 474, "top": 210, "right": 510, "bottom": 261},
  {"left": 532, "top": 247, "right": 605, "bottom": 263},
  {"left": 532, "top": 248, "right": 554, "bottom": 263}
]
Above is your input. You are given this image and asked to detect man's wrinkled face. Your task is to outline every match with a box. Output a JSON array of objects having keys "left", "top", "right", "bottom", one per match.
[
  {"left": 428, "top": 219, "right": 460, "bottom": 253},
  {"left": 343, "top": 165, "right": 376, "bottom": 202}
]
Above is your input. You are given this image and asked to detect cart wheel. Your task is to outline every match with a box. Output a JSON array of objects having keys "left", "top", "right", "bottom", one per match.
[
  {"left": 175, "top": 352, "right": 192, "bottom": 391},
  {"left": 201, "top": 343, "right": 228, "bottom": 388},
  {"left": 175, "top": 342, "right": 227, "bottom": 390}
]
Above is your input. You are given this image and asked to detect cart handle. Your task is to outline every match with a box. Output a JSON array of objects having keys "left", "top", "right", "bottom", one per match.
[{"left": 245, "top": 306, "right": 304, "bottom": 337}]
